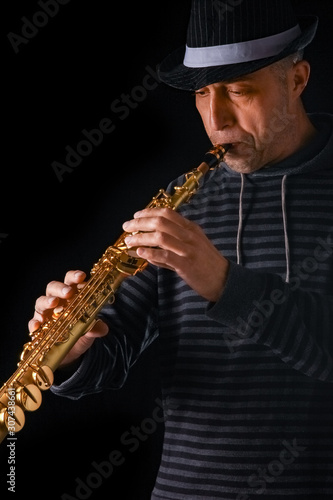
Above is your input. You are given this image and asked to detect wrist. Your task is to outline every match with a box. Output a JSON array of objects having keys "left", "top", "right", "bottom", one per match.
[{"left": 209, "top": 257, "right": 230, "bottom": 303}]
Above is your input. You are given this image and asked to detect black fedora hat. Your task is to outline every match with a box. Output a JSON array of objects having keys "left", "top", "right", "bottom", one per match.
[{"left": 158, "top": 0, "right": 318, "bottom": 91}]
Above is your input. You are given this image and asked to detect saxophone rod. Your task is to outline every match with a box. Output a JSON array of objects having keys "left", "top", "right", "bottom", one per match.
[{"left": 0, "top": 143, "right": 230, "bottom": 445}]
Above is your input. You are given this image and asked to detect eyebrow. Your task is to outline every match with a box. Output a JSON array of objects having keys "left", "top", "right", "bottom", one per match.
[{"left": 195, "top": 74, "right": 257, "bottom": 92}]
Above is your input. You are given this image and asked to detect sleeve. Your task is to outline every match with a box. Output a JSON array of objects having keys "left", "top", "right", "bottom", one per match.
[
  {"left": 51, "top": 265, "right": 159, "bottom": 400},
  {"left": 207, "top": 261, "right": 333, "bottom": 383}
]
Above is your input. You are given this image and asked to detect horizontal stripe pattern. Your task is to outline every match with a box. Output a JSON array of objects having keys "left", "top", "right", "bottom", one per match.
[{"left": 52, "top": 115, "right": 333, "bottom": 498}]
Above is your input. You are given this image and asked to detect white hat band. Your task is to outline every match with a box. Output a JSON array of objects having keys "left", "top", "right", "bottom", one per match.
[{"left": 183, "top": 25, "right": 302, "bottom": 68}]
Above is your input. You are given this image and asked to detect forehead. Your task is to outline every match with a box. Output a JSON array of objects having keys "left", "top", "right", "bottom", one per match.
[
  {"left": 224, "top": 73, "right": 257, "bottom": 83},
  {"left": 225, "top": 66, "right": 274, "bottom": 84},
  {"left": 201, "top": 65, "right": 276, "bottom": 90}
]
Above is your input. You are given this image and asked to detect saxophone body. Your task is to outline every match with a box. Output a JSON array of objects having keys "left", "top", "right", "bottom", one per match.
[{"left": 0, "top": 144, "right": 229, "bottom": 444}]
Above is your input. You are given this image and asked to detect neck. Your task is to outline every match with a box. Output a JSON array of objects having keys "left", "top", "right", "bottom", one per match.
[
  {"left": 267, "top": 104, "right": 318, "bottom": 168},
  {"left": 296, "top": 106, "right": 318, "bottom": 147},
  {"left": 287, "top": 104, "right": 318, "bottom": 157}
]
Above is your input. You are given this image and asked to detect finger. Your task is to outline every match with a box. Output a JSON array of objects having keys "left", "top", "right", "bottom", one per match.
[
  {"left": 124, "top": 214, "right": 196, "bottom": 245},
  {"left": 34, "top": 295, "right": 60, "bottom": 315},
  {"left": 133, "top": 208, "right": 190, "bottom": 227},
  {"left": 125, "top": 231, "right": 188, "bottom": 258},
  {"left": 64, "top": 270, "right": 86, "bottom": 286},
  {"left": 45, "top": 281, "right": 74, "bottom": 299},
  {"left": 28, "top": 318, "right": 41, "bottom": 333},
  {"left": 133, "top": 209, "right": 197, "bottom": 235},
  {"left": 136, "top": 246, "right": 184, "bottom": 271},
  {"left": 124, "top": 209, "right": 184, "bottom": 232},
  {"left": 85, "top": 319, "right": 109, "bottom": 338}
]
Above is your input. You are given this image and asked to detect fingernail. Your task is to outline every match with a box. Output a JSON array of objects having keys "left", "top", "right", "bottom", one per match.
[
  {"left": 48, "top": 297, "right": 56, "bottom": 305},
  {"left": 62, "top": 286, "right": 72, "bottom": 296},
  {"left": 123, "top": 221, "right": 130, "bottom": 231},
  {"left": 75, "top": 271, "right": 85, "bottom": 279},
  {"left": 124, "top": 236, "right": 132, "bottom": 247},
  {"left": 53, "top": 306, "right": 64, "bottom": 315}
]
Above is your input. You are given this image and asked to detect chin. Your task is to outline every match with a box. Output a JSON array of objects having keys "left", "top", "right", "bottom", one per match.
[
  {"left": 219, "top": 142, "right": 265, "bottom": 174},
  {"left": 225, "top": 149, "right": 264, "bottom": 174}
]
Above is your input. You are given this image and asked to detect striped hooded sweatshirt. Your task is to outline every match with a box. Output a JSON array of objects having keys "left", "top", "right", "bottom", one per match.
[{"left": 52, "top": 113, "right": 333, "bottom": 499}]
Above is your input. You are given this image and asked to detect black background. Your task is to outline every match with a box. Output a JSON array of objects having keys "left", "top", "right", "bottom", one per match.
[{"left": 0, "top": 1, "right": 332, "bottom": 499}]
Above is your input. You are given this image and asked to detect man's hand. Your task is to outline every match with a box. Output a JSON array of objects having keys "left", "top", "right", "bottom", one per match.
[
  {"left": 28, "top": 270, "right": 109, "bottom": 367},
  {"left": 123, "top": 208, "right": 229, "bottom": 303}
]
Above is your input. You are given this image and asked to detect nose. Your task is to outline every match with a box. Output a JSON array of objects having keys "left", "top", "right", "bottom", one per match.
[{"left": 209, "top": 90, "right": 235, "bottom": 132}]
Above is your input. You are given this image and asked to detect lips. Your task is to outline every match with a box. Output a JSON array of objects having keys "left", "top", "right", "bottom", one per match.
[
  {"left": 229, "top": 142, "right": 250, "bottom": 149},
  {"left": 227, "top": 142, "right": 240, "bottom": 150},
  {"left": 222, "top": 141, "right": 242, "bottom": 149},
  {"left": 212, "top": 138, "right": 252, "bottom": 152}
]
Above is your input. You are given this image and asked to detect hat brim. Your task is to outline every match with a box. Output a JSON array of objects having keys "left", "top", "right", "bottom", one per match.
[{"left": 158, "top": 16, "right": 318, "bottom": 91}]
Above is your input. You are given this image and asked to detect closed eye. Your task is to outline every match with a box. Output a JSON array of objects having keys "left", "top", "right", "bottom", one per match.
[
  {"left": 193, "top": 89, "right": 210, "bottom": 97},
  {"left": 227, "top": 90, "right": 246, "bottom": 96}
]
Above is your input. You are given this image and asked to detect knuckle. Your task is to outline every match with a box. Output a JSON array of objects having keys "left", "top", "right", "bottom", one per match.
[
  {"left": 157, "top": 215, "right": 173, "bottom": 232},
  {"left": 155, "top": 230, "right": 166, "bottom": 245},
  {"left": 34, "top": 297, "right": 44, "bottom": 311},
  {"left": 33, "top": 311, "right": 44, "bottom": 323},
  {"left": 187, "top": 231, "right": 199, "bottom": 246},
  {"left": 186, "top": 247, "right": 196, "bottom": 261},
  {"left": 64, "top": 270, "right": 75, "bottom": 282},
  {"left": 159, "top": 207, "right": 170, "bottom": 217},
  {"left": 185, "top": 218, "right": 197, "bottom": 231},
  {"left": 158, "top": 248, "right": 170, "bottom": 263},
  {"left": 46, "top": 280, "right": 59, "bottom": 294}
]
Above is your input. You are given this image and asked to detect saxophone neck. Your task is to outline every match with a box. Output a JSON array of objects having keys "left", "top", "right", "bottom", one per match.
[{"left": 170, "top": 144, "right": 230, "bottom": 209}]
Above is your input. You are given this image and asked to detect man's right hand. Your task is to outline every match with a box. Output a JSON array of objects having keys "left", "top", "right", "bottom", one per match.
[{"left": 28, "top": 270, "right": 109, "bottom": 368}]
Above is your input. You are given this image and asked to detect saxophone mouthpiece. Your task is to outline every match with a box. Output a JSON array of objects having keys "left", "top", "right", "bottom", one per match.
[
  {"left": 201, "top": 144, "right": 230, "bottom": 172},
  {"left": 216, "top": 144, "right": 231, "bottom": 157}
]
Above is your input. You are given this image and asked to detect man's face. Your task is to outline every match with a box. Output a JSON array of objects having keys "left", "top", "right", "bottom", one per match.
[{"left": 194, "top": 65, "right": 298, "bottom": 173}]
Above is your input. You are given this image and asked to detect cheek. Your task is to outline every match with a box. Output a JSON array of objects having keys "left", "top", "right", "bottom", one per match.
[
  {"left": 236, "top": 110, "right": 261, "bottom": 140},
  {"left": 239, "top": 107, "right": 272, "bottom": 145},
  {"left": 196, "top": 102, "right": 211, "bottom": 133}
]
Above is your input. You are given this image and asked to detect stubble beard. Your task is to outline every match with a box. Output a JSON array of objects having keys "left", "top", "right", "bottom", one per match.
[{"left": 223, "top": 141, "right": 264, "bottom": 174}]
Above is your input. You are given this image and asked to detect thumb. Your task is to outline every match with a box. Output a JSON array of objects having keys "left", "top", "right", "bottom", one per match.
[{"left": 85, "top": 319, "right": 109, "bottom": 338}]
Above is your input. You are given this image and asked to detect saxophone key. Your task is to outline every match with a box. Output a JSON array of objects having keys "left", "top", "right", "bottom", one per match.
[
  {"left": 31, "top": 365, "right": 54, "bottom": 390},
  {"left": 0, "top": 405, "right": 25, "bottom": 433},
  {"left": 0, "top": 144, "right": 229, "bottom": 444},
  {"left": 16, "top": 384, "right": 42, "bottom": 412},
  {"left": 19, "top": 342, "right": 33, "bottom": 362}
]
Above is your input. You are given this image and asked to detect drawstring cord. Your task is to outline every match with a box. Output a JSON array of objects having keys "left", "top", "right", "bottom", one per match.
[
  {"left": 236, "top": 173, "right": 291, "bottom": 284},
  {"left": 236, "top": 173, "right": 245, "bottom": 265},
  {"left": 281, "top": 175, "right": 290, "bottom": 283}
]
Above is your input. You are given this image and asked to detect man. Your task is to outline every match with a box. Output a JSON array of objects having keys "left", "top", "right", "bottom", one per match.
[{"left": 30, "top": 1, "right": 333, "bottom": 498}]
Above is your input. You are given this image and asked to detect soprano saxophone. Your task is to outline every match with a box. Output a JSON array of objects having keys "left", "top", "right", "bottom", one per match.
[{"left": 0, "top": 144, "right": 229, "bottom": 444}]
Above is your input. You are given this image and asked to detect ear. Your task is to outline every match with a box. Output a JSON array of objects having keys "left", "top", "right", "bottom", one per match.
[{"left": 290, "top": 60, "right": 311, "bottom": 99}]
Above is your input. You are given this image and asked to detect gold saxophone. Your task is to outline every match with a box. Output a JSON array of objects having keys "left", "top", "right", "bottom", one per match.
[{"left": 0, "top": 144, "right": 229, "bottom": 444}]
